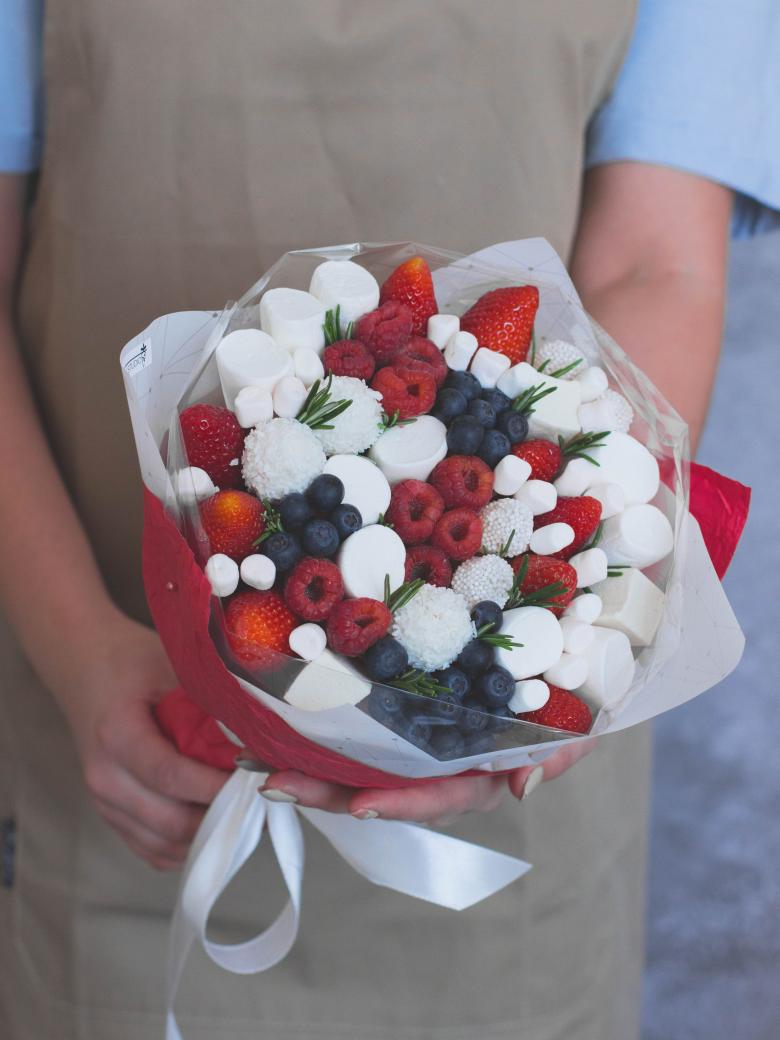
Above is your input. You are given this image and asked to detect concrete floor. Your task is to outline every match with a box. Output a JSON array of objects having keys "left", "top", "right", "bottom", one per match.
[{"left": 642, "top": 231, "right": 780, "bottom": 1039}]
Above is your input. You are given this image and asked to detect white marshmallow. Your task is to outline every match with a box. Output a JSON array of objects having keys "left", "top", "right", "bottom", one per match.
[
  {"left": 495, "top": 363, "right": 530, "bottom": 400},
  {"left": 577, "top": 365, "right": 609, "bottom": 403},
  {"left": 470, "top": 347, "right": 511, "bottom": 389},
  {"left": 284, "top": 649, "right": 370, "bottom": 711},
  {"left": 369, "top": 415, "right": 447, "bottom": 484},
  {"left": 493, "top": 455, "right": 532, "bottom": 496},
  {"left": 559, "top": 618, "right": 595, "bottom": 654},
  {"left": 579, "top": 398, "right": 620, "bottom": 434},
  {"left": 239, "top": 554, "right": 276, "bottom": 591},
  {"left": 216, "top": 329, "right": 293, "bottom": 409},
  {"left": 233, "top": 385, "right": 274, "bottom": 428},
  {"left": 427, "top": 313, "right": 460, "bottom": 349},
  {"left": 205, "top": 553, "right": 239, "bottom": 597},
  {"left": 554, "top": 458, "right": 594, "bottom": 497},
  {"left": 288, "top": 623, "right": 327, "bottom": 662},
  {"left": 293, "top": 347, "right": 325, "bottom": 387},
  {"left": 585, "top": 432, "right": 659, "bottom": 505},
  {"left": 569, "top": 547, "right": 609, "bottom": 588},
  {"left": 272, "top": 375, "right": 308, "bottom": 419},
  {"left": 599, "top": 504, "right": 674, "bottom": 569},
  {"left": 529, "top": 522, "right": 575, "bottom": 555},
  {"left": 308, "top": 260, "right": 380, "bottom": 325},
  {"left": 543, "top": 652, "right": 588, "bottom": 691},
  {"left": 509, "top": 679, "right": 550, "bottom": 714},
  {"left": 592, "top": 568, "right": 665, "bottom": 647},
  {"left": 495, "top": 606, "right": 564, "bottom": 680},
  {"left": 260, "top": 287, "right": 327, "bottom": 354},
  {"left": 444, "top": 330, "right": 478, "bottom": 371},
  {"left": 173, "top": 467, "right": 216, "bottom": 506},
  {"left": 323, "top": 454, "right": 391, "bottom": 525},
  {"left": 513, "top": 479, "right": 557, "bottom": 515},
  {"left": 337, "top": 525, "right": 406, "bottom": 600},
  {"left": 579, "top": 626, "right": 636, "bottom": 710},
  {"left": 588, "top": 482, "right": 625, "bottom": 520},
  {"left": 498, "top": 362, "right": 582, "bottom": 439},
  {"left": 564, "top": 593, "right": 603, "bottom": 624}
]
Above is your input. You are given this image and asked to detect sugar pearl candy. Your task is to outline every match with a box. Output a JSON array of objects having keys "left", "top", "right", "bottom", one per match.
[
  {"left": 173, "top": 466, "right": 216, "bottom": 506},
  {"left": 493, "top": 455, "right": 532, "bottom": 497},
  {"left": 576, "top": 365, "right": 609, "bottom": 403},
  {"left": 564, "top": 592, "right": 603, "bottom": 624},
  {"left": 592, "top": 567, "right": 665, "bottom": 647},
  {"left": 288, "top": 623, "right": 327, "bottom": 662},
  {"left": 205, "top": 554, "right": 239, "bottom": 597},
  {"left": 260, "top": 287, "right": 327, "bottom": 354},
  {"left": 599, "top": 504, "right": 674, "bottom": 569},
  {"left": 240, "top": 554, "right": 276, "bottom": 591},
  {"left": 427, "top": 313, "right": 460, "bottom": 349},
  {"left": 569, "top": 547, "right": 608, "bottom": 588},
  {"left": 234, "top": 386, "right": 274, "bottom": 428},
  {"left": 216, "top": 328, "right": 293, "bottom": 410},
  {"left": 470, "top": 347, "right": 511, "bottom": 389},
  {"left": 585, "top": 432, "right": 659, "bottom": 506},
  {"left": 513, "top": 479, "right": 557, "bottom": 515},
  {"left": 579, "top": 626, "right": 636, "bottom": 711},
  {"left": 444, "top": 330, "right": 478, "bottom": 371},
  {"left": 272, "top": 375, "right": 308, "bottom": 419},
  {"left": 529, "top": 522, "right": 575, "bottom": 556},
  {"left": 308, "top": 260, "right": 380, "bottom": 325},
  {"left": 509, "top": 679, "right": 550, "bottom": 714},
  {"left": 293, "top": 347, "right": 325, "bottom": 387},
  {"left": 284, "top": 649, "right": 370, "bottom": 711},
  {"left": 543, "top": 652, "right": 588, "bottom": 691}
]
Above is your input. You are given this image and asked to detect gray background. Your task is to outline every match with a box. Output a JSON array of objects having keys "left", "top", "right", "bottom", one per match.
[{"left": 642, "top": 231, "right": 780, "bottom": 1039}]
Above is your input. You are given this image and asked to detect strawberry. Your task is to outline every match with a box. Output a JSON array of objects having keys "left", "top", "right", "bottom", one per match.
[
  {"left": 509, "top": 553, "right": 577, "bottom": 615},
  {"left": 326, "top": 598, "right": 392, "bottom": 657},
  {"left": 516, "top": 684, "right": 592, "bottom": 734},
  {"left": 379, "top": 256, "right": 438, "bottom": 336},
  {"left": 200, "top": 490, "right": 264, "bottom": 561},
  {"left": 460, "top": 286, "right": 539, "bottom": 365},
  {"left": 180, "top": 404, "right": 245, "bottom": 489},
  {"left": 511, "top": 439, "right": 562, "bottom": 482},
  {"left": 225, "top": 590, "right": 298, "bottom": 670},
  {"left": 535, "top": 496, "right": 602, "bottom": 559}
]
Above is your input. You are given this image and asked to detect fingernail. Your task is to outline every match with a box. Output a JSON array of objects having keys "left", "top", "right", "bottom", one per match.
[
  {"left": 260, "top": 788, "right": 298, "bottom": 804},
  {"left": 236, "top": 756, "right": 266, "bottom": 772},
  {"left": 521, "top": 766, "right": 544, "bottom": 801},
  {"left": 352, "top": 808, "right": 379, "bottom": 820}
]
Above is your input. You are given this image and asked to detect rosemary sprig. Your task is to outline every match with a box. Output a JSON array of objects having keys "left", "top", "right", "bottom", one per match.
[
  {"left": 559, "top": 429, "right": 611, "bottom": 465},
  {"left": 606, "top": 565, "right": 631, "bottom": 578},
  {"left": 498, "top": 528, "right": 517, "bottom": 559},
  {"left": 380, "top": 410, "right": 416, "bottom": 432},
  {"left": 377, "top": 511, "right": 393, "bottom": 529},
  {"left": 253, "top": 500, "right": 284, "bottom": 546},
  {"left": 477, "top": 622, "right": 523, "bottom": 651},
  {"left": 584, "top": 521, "right": 604, "bottom": 550},
  {"left": 383, "top": 575, "right": 425, "bottom": 613},
  {"left": 512, "top": 382, "right": 557, "bottom": 417},
  {"left": 529, "top": 329, "right": 537, "bottom": 365},
  {"left": 504, "top": 553, "right": 567, "bottom": 610},
  {"left": 392, "top": 668, "right": 452, "bottom": 699},
  {"left": 536, "top": 358, "right": 550, "bottom": 374},
  {"left": 550, "top": 358, "right": 582, "bottom": 379},
  {"left": 322, "top": 305, "right": 353, "bottom": 346},
  {"left": 296, "top": 373, "right": 352, "bottom": 430}
]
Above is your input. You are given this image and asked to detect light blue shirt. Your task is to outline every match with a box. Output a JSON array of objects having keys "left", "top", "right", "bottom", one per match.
[{"left": 2, "top": 0, "right": 779, "bottom": 237}]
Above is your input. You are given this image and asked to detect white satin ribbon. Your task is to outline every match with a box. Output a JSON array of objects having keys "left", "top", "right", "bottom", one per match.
[{"left": 166, "top": 768, "right": 531, "bottom": 1039}]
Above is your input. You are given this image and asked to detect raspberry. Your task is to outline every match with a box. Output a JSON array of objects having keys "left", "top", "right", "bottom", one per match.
[
  {"left": 180, "top": 404, "right": 245, "bottom": 489},
  {"left": 396, "top": 337, "right": 448, "bottom": 387},
  {"left": 385, "top": 480, "right": 445, "bottom": 545},
  {"left": 371, "top": 364, "right": 437, "bottom": 419},
  {"left": 511, "top": 439, "right": 562, "bottom": 482},
  {"left": 429, "top": 455, "right": 494, "bottom": 510},
  {"left": 355, "top": 301, "right": 414, "bottom": 364},
  {"left": 404, "top": 545, "right": 453, "bottom": 587},
  {"left": 431, "top": 508, "right": 483, "bottom": 561},
  {"left": 283, "top": 557, "right": 344, "bottom": 622},
  {"left": 326, "top": 597, "right": 392, "bottom": 657},
  {"left": 323, "top": 339, "right": 376, "bottom": 381}
]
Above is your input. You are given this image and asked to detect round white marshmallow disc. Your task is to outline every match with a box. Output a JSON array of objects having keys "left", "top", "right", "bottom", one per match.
[
  {"left": 369, "top": 415, "right": 447, "bottom": 484},
  {"left": 323, "top": 454, "right": 391, "bottom": 526},
  {"left": 599, "top": 504, "right": 674, "bottom": 569},
  {"left": 579, "top": 625, "right": 636, "bottom": 710},
  {"left": 337, "top": 525, "right": 406, "bottom": 601},
  {"left": 495, "top": 606, "right": 564, "bottom": 680},
  {"left": 216, "top": 329, "right": 293, "bottom": 410},
  {"left": 508, "top": 679, "right": 550, "bottom": 714},
  {"left": 259, "top": 287, "right": 327, "bottom": 354},
  {"left": 585, "top": 432, "right": 659, "bottom": 506},
  {"left": 309, "top": 260, "right": 380, "bottom": 325}
]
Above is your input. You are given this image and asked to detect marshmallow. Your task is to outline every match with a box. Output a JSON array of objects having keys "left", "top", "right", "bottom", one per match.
[
  {"left": 205, "top": 553, "right": 239, "bottom": 597},
  {"left": 324, "top": 454, "right": 391, "bottom": 526},
  {"left": 585, "top": 432, "right": 659, "bottom": 505},
  {"left": 284, "top": 649, "right": 370, "bottom": 711},
  {"left": 496, "top": 362, "right": 582, "bottom": 439},
  {"left": 588, "top": 482, "right": 625, "bottom": 520},
  {"left": 495, "top": 606, "right": 564, "bottom": 680},
  {"left": 579, "top": 626, "right": 636, "bottom": 710},
  {"left": 293, "top": 347, "right": 325, "bottom": 387},
  {"left": 569, "top": 547, "right": 609, "bottom": 588},
  {"left": 470, "top": 347, "right": 511, "bottom": 389},
  {"left": 369, "top": 415, "right": 447, "bottom": 484},
  {"left": 338, "top": 525, "right": 406, "bottom": 600},
  {"left": 554, "top": 458, "right": 594, "bottom": 497},
  {"left": 444, "top": 331, "right": 478, "bottom": 371},
  {"left": 579, "top": 398, "right": 619, "bottom": 434},
  {"left": 233, "top": 385, "right": 274, "bottom": 428},
  {"left": 577, "top": 365, "right": 609, "bottom": 403},
  {"left": 599, "top": 504, "right": 674, "bottom": 569},
  {"left": 592, "top": 568, "right": 665, "bottom": 647},
  {"left": 272, "top": 375, "right": 308, "bottom": 419},
  {"left": 543, "top": 652, "right": 588, "bottom": 692},
  {"left": 173, "top": 466, "right": 216, "bottom": 505},
  {"left": 288, "top": 623, "right": 328, "bottom": 662},
  {"left": 529, "top": 522, "right": 575, "bottom": 555},
  {"left": 427, "top": 313, "right": 460, "bottom": 349},
  {"left": 513, "top": 479, "right": 557, "bottom": 515},
  {"left": 559, "top": 618, "right": 595, "bottom": 654},
  {"left": 260, "top": 288, "right": 327, "bottom": 354},
  {"left": 564, "top": 593, "right": 603, "bottom": 624},
  {"left": 509, "top": 679, "right": 550, "bottom": 714},
  {"left": 493, "top": 455, "right": 532, "bottom": 496},
  {"left": 216, "top": 329, "right": 293, "bottom": 409},
  {"left": 308, "top": 260, "right": 380, "bottom": 325},
  {"left": 239, "top": 554, "right": 276, "bottom": 591}
]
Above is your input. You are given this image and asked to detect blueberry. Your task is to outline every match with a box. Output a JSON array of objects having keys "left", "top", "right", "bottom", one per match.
[
  {"left": 496, "top": 409, "right": 529, "bottom": 445},
  {"left": 307, "top": 473, "right": 344, "bottom": 513},
  {"left": 446, "top": 415, "right": 485, "bottom": 456},
  {"left": 430, "top": 728, "right": 468, "bottom": 760},
  {"left": 488, "top": 706, "right": 515, "bottom": 733},
  {"left": 425, "top": 690, "right": 465, "bottom": 720},
  {"left": 475, "top": 666, "right": 515, "bottom": 707},
  {"left": 457, "top": 698, "right": 490, "bottom": 733},
  {"left": 434, "top": 665, "right": 471, "bottom": 701},
  {"left": 396, "top": 714, "right": 433, "bottom": 749},
  {"left": 467, "top": 397, "right": 497, "bottom": 429},
  {"left": 477, "top": 428, "right": 511, "bottom": 468},
  {"left": 363, "top": 636, "right": 408, "bottom": 681},
  {"left": 301, "top": 519, "right": 340, "bottom": 558},
  {"left": 277, "top": 492, "right": 312, "bottom": 530},
  {"left": 456, "top": 638, "right": 494, "bottom": 676},
  {"left": 444, "top": 370, "right": 482, "bottom": 402},
  {"left": 330, "top": 503, "right": 362, "bottom": 540},
  {"left": 432, "top": 387, "right": 468, "bottom": 423},
  {"left": 463, "top": 732, "right": 497, "bottom": 755},
  {"left": 262, "top": 531, "right": 302, "bottom": 572},
  {"left": 481, "top": 388, "right": 511, "bottom": 414},
  {"left": 472, "top": 600, "right": 503, "bottom": 632},
  {"left": 364, "top": 685, "right": 404, "bottom": 722}
]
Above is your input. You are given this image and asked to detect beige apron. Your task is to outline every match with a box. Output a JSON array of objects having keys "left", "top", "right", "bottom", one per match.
[{"left": 1, "top": 2, "right": 649, "bottom": 1038}]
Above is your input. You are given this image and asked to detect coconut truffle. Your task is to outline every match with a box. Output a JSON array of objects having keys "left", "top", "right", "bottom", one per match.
[
  {"left": 479, "top": 499, "right": 534, "bottom": 556},
  {"left": 391, "top": 584, "right": 474, "bottom": 672},
  {"left": 314, "top": 375, "right": 383, "bottom": 456},
  {"left": 452, "top": 554, "right": 514, "bottom": 610},
  {"left": 534, "top": 339, "right": 586, "bottom": 379},
  {"left": 242, "top": 417, "right": 325, "bottom": 500}
]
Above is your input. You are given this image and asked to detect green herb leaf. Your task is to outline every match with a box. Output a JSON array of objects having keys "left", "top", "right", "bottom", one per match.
[
  {"left": 512, "top": 382, "right": 557, "bottom": 417},
  {"left": 497, "top": 528, "right": 517, "bottom": 559},
  {"left": 322, "top": 305, "right": 352, "bottom": 346},
  {"left": 504, "top": 554, "right": 567, "bottom": 610},
  {"left": 536, "top": 359, "right": 550, "bottom": 374},
  {"left": 391, "top": 668, "right": 452, "bottom": 699},
  {"left": 380, "top": 410, "right": 416, "bottom": 432},
  {"left": 476, "top": 622, "right": 523, "bottom": 651},
  {"left": 606, "top": 565, "right": 631, "bottom": 578},
  {"left": 296, "top": 373, "right": 352, "bottom": 430},
  {"left": 549, "top": 358, "right": 583, "bottom": 379},
  {"left": 383, "top": 577, "right": 425, "bottom": 613},
  {"left": 529, "top": 329, "right": 537, "bottom": 366},
  {"left": 253, "top": 500, "right": 284, "bottom": 546},
  {"left": 560, "top": 430, "right": 611, "bottom": 463}
]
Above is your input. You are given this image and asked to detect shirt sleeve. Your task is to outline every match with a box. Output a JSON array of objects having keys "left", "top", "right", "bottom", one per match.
[
  {"left": 0, "top": 0, "right": 44, "bottom": 173},
  {"left": 586, "top": 0, "right": 780, "bottom": 238}
]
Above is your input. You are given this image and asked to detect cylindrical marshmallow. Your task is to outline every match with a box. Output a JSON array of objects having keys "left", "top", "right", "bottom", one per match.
[
  {"left": 259, "top": 287, "right": 327, "bottom": 354},
  {"left": 577, "top": 365, "right": 609, "bottom": 403},
  {"left": 288, "top": 623, "right": 327, "bottom": 662},
  {"left": 569, "top": 547, "right": 609, "bottom": 588},
  {"left": 599, "top": 504, "right": 674, "bottom": 569},
  {"left": 293, "top": 347, "right": 325, "bottom": 387},
  {"left": 579, "top": 626, "right": 636, "bottom": 710},
  {"left": 369, "top": 415, "right": 447, "bottom": 484},
  {"left": 543, "top": 652, "right": 588, "bottom": 692},
  {"left": 588, "top": 482, "right": 625, "bottom": 520},
  {"left": 272, "top": 375, "right": 308, "bottom": 419},
  {"left": 496, "top": 606, "right": 564, "bottom": 680},
  {"left": 173, "top": 466, "right": 216, "bottom": 505},
  {"left": 470, "top": 347, "right": 511, "bottom": 389},
  {"left": 239, "top": 553, "right": 276, "bottom": 591},
  {"left": 308, "top": 260, "right": 380, "bottom": 325},
  {"left": 324, "top": 454, "right": 391, "bottom": 525},
  {"left": 427, "top": 313, "right": 460, "bottom": 349},
  {"left": 529, "top": 522, "right": 575, "bottom": 555},
  {"left": 444, "top": 330, "right": 478, "bottom": 371},
  {"left": 513, "top": 479, "right": 557, "bottom": 515},
  {"left": 585, "top": 432, "right": 659, "bottom": 506},
  {"left": 564, "top": 593, "right": 603, "bottom": 624},
  {"left": 234, "top": 385, "right": 274, "bottom": 429},
  {"left": 579, "top": 398, "right": 618, "bottom": 434},
  {"left": 496, "top": 361, "right": 537, "bottom": 400},
  {"left": 216, "top": 329, "right": 293, "bottom": 409},
  {"left": 493, "top": 455, "right": 532, "bottom": 496},
  {"left": 337, "top": 525, "right": 406, "bottom": 600},
  {"left": 508, "top": 679, "right": 550, "bottom": 714},
  {"left": 559, "top": 617, "right": 595, "bottom": 654},
  {"left": 205, "top": 553, "right": 239, "bottom": 597},
  {"left": 554, "top": 458, "right": 594, "bottom": 497}
]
